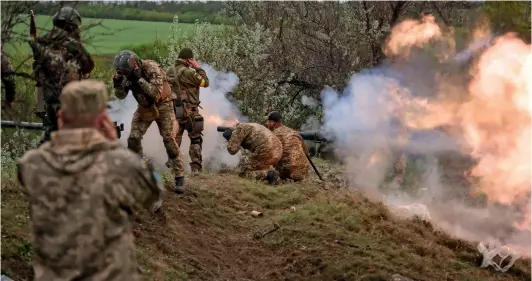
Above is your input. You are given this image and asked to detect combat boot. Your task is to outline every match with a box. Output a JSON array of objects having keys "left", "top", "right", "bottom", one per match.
[
  {"left": 175, "top": 176, "right": 185, "bottom": 194},
  {"left": 266, "top": 169, "right": 279, "bottom": 185}
]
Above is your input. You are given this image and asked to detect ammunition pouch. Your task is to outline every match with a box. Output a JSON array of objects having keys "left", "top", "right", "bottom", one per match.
[
  {"left": 192, "top": 116, "right": 204, "bottom": 133},
  {"left": 174, "top": 99, "right": 185, "bottom": 120},
  {"left": 138, "top": 104, "right": 159, "bottom": 122}
]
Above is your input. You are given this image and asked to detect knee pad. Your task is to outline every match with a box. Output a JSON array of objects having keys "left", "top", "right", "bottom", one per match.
[
  {"left": 163, "top": 140, "right": 178, "bottom": 159},
  {"left": 127, "top": 137, "right": 142, "bottom": 153},
  {"left": 190, "top": 136, "right": 203, "bottom": 146}
]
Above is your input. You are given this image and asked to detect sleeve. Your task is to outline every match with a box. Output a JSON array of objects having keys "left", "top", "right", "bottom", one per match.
[
  {"left": 227, "top": 126, "right": 246, "bottom": 155},
  {"left": 69, "top": 39, "right": 95, "bottom": 75},
  {"left": 114, "top": 77, "right": 129, "bottom": 100},
  {"left": 182, "top": 68, "right": 209, "bottom": 88},
  {"left": 139, "top": 63, "right": 164, "bottom": 100},
  {"left": 128, "top": 155, "right": 164, "bottom": 212}
]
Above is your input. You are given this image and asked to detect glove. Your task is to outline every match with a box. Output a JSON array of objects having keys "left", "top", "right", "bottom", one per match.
[
  {"left": 113, "top": 73, "right": 123, "bottom": 87},
  {"left": 223, "top": 128, "right": 233, "bottom": 141}
]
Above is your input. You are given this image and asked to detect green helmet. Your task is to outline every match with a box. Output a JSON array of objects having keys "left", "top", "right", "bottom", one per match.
[
  {"left": 113, "top": 50, "right": 142, "bottom": 76},
  {"left": 178, "top": 48, "right": 194, "bottom": 59},
  {"left": 52, "top": 7, "right": 81, "bottom": 28}
]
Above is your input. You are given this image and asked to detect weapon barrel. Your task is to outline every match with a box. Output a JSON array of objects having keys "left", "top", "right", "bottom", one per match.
[
  {"left": 299, "top": 131, "right": 328, "bottom": 142},
  {"left": 217, "top": 126, "right": 233, "bottom": 132},
  {"left": 1, "top": 120, "right": 44, "bottom": 130}
]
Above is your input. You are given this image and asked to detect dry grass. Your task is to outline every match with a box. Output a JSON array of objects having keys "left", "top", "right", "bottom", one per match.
[{"left": 2, "top": 166, "right": 530, "bottom": 281}]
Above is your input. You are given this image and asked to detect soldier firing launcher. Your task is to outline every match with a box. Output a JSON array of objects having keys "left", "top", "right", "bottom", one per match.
[
  {"left": 216, "top": 126, "right": 331, "bottom": 143},
  {"left": 1, "top": 120, "right": 125, "bottom": 139}
]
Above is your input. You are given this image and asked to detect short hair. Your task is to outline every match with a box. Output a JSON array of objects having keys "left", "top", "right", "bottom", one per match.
[{"left": 267, "top": 111, "right": 282, "bottom": 122}]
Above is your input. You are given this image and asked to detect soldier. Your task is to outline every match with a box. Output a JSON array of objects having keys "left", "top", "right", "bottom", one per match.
[
  {"left": 1, "top": 51, "right": 16, "bottom": 110},
  {"left": 266, "top": 111, "right": 310, "bottom": 182},
  {"left": 29, "top": 6, "right": 95, "bottom": 147},
  {"left": 17, "top": 79, "right": 163, "bottom": 281},
  {"left": 222, "top": 122, "right": 282, "bottom": 184},
  {"left": 166, "top": 48, "right": 209, "bottom": 173},
  {"left": 113, "top": 50, "right": 187, "bottom": 194}
]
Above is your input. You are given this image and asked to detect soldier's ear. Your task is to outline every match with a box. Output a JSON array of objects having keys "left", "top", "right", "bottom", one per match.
[{"left": 57, "top": 110, "right": 64, "bottom": 129}]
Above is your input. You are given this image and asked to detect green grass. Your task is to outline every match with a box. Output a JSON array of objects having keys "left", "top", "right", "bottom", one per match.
[{"left": 6, "top": 15, "right": 206, "bottom": 55}]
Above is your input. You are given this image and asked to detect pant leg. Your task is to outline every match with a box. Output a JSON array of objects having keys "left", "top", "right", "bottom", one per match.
[
  {"left": 127, "top": 107, "right": 153, "bottom": 155},
  {"left": 155, "top": 102, "right": 185, "bottom": 178},
  {"left": 175, "top": 119, "right": 186, "bottom": 147},
  {"left": 238, "top": 152, "right": 273, "bottom": 181},
  {"left": 187, "top": 111, "right": 203, "bottom": 172},
  {"left": 38, "top": 103, "right": 60, "bottom": 147}
]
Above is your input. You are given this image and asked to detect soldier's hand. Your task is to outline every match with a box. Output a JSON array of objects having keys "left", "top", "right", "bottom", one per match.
[
  {"left": 187, "top": 58, "right": 199, "bottom": 69},
  {"left": 112, "top": 73, "right": 123, "bottom": 87},
  {"left": 137, "top": 77, "right": 147, "bottom": 86},
  {"left": 99, "top": 114, "right": 118, "bottom": 140},
  {"left": 222, "top": 128, "right": 232, "bottom": 141}
]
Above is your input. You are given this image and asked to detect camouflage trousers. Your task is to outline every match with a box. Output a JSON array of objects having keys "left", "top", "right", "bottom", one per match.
[
  {"left": 176, "top": 106, "right": 203, "bottom": 173},
  {"left": 238, "top": 148, "right": 282, "bottom": 181},
  {"left": 277, "top": 164, "right": 309, "bottom": 182},
  {"left": 128, "top": 101, "right": 185, "bottom": 177},
  {"left": 37, "top": 103, "right": 60, "bottom": 147}
]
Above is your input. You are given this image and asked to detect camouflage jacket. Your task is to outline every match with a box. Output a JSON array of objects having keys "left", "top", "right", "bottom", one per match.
[
  {"left": 166, "top": 60, "right": 209, "bottom": 107},
  {"left": 1, "top": 52, "right": 16, "bottom": 103},
  {"left": 30, "top": 27, "right": 94, "bottom": 103},
  {"left": 17, "top": 128, "right": 163, "bottom": 281},
  {"left": 227, "top": 123, "right": 282, "bottom": 156},
  {"left": 114, "top": 59, "right": 172, "bottom": 107},
  {"left": 272, "top": 125, "right": 309, "bottom": 171}
]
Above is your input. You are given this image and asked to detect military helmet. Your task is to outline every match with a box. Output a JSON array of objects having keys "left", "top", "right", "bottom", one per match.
[
  {"left": 178, "top": 48, "right": 194, "bottom": 59},
  {"left": 52, "top": 7, "right": 82, "bottom": 27},
  {"left": 113, "top": 50, "right": 142, "bottom": 74}
]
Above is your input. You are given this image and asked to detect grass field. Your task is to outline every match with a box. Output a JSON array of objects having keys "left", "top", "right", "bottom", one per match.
[{"left": 7, "top": 15, "right": 205, "bottom": 55}]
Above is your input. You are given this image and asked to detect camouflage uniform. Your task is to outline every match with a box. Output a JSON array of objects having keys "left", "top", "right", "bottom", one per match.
[
  {"left": 17, "top": 79, "right": 163, "bottom": 281},
  {"left": 272, "top": 125, "right": 310, "bottom": 181},
  {"left": 30, "top": 7, "right": 94, "bottom": 147},
  {"left": 1, "top": 52, "right": 16, "bottom": 106},
  {"left": 166, "top": 48, "right": 209, "bottom": 173},
  {"left": 226, "top": 123, "right": 282, "bottom": 180},
  {"left": 113, "top": 54, "right": 185, "bottom": 187}
]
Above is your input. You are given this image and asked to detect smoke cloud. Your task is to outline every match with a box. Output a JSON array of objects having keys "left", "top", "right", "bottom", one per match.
[
  {"left": 320, "top": 17, "right": 531, "bottom": 256},
  {"left": 109, "top": 63, "right": 244, "bottom": 173}
]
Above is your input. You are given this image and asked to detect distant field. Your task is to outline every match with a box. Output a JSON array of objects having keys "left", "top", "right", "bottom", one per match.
[{"left": 7, "top": 15, "right": 208, "bottom": 55}]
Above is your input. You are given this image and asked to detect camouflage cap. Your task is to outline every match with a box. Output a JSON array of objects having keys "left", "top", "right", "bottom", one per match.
[{"left": 60, "top": 79, "right": 110, "bottom": 118}]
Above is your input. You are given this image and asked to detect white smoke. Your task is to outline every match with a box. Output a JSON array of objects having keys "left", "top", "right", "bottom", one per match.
[{"left": 109, "top": 63, "right": 243, "bottom": 173}]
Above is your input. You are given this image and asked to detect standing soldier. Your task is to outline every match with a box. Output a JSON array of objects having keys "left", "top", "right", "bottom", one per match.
[
  {"left": 265, "top": 111, "right": 310, "bottom": 182},
  {"left": 17, "top": 79, "right": 163, "bottom": 281},
  {"left": 29, "top": 6, "right": 95, "bottom": 147},
  {"left": 222, "top": 122, "right": 282, "bottom": 184},
  {"left": 113, "top": 50, "right": 187, "bottom": 194},
  {"left": 1, "top": 51, "right": 16, "bottom": 111},
  {"left": 166, "top": 48, "right": 209, "bottom": 174}
]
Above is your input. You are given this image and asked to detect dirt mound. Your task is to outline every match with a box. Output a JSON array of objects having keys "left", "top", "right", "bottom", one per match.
[{"left": 2, "top": 172, "right": 530, "bottom": 281}]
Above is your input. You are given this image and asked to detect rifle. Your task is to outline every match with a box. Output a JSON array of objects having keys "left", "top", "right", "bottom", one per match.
[
  {"left": 1, "top": 120, "right": 125, "bottom": 139},
  {"left": 216, "top": 126, "right": 325, "bottom": 181}
]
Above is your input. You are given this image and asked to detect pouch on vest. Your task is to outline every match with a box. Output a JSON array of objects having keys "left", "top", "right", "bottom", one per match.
[
  {"left": 192, "top": 116, "right": 204, "bottom": 132},
  {"left": 174, "top": 98, "right": 185, "bottom": 120},
  {"left": 139, "top": 104, "right": 159, "bottom": 122}
]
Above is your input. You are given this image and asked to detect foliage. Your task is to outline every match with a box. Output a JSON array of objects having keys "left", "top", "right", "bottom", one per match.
[
  {"left": 482, "top": 1, "right": 531, "bottom": 42},
  {"left": 32, "top": 1, "right": 231, "bottom": 24}
]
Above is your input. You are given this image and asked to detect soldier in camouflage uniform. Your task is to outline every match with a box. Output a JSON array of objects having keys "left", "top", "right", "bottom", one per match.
[
  {"left": 166, "top": 48, "right": 209, "bottom": 173},
  {"left": 113, "top": 50, "right": 187, "bottom": 194},
  {"left": 266, "top": 111, "right": 310, "bottom": 182},
  {"left": 222, "top": 122, "right": 282, "bottom": 184},
  {"left": 30, "top": 7, "right": 95, "bottom": 147},
  {"left": 17, "top": 80, "right": 163, "bottom": 281},
  {"left": 1, "top": 51, "right": 16, "bottom": 110}
]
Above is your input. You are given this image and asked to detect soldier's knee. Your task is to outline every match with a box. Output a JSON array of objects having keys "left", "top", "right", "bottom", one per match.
[
  {"left": 190, "top": 136, "right": 203, "bottom": 146},
  {"left": 163, "top": 139, "right": 179, "bottom": 159},
  {"left": 128, "top": 137, "right": 142, "bottom": 153}
]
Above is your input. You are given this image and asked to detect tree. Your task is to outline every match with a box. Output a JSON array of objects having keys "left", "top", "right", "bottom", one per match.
[{"left": 482, "top": 1, "right": 531, "bottom": 42}]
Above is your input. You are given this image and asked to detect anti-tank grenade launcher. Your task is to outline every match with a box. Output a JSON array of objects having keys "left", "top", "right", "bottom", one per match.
[
  {"left": 216, "top": 126, "right": 331, "bottom": 143},
  {"left": 1, "top": 120, "right": 125, "bottom": 139}
]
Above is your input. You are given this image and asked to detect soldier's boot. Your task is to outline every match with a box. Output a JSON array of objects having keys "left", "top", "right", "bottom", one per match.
[
  {"left": 266, "top": 169, "right": 280, "bottom": 185},
  {"left": 175, "top": 176, "right": 185, "bottom": 194}
]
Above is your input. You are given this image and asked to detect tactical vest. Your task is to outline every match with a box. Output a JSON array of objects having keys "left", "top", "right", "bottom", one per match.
[
  {"left": 174, "top": 64, "right": 201, "bottom": 106},
  {"left": 131, "top": 60, "right": 172, "bottom": 107}
]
